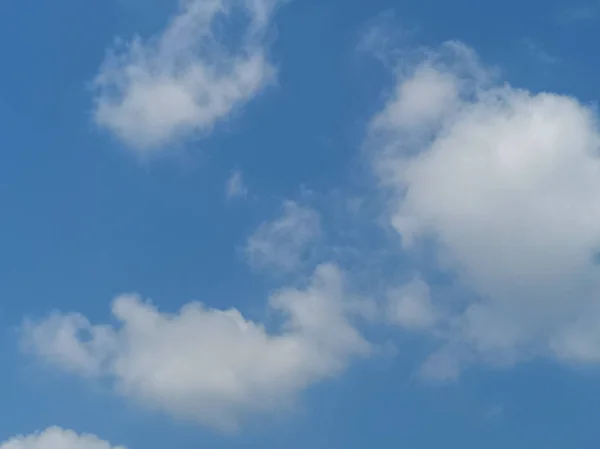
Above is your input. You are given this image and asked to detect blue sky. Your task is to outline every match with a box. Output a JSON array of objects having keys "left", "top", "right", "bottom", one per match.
[{"left": 2, "top": 0, "right": 600, "bottom": 448}]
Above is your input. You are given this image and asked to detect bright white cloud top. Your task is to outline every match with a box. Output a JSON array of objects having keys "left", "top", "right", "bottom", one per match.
[
  {"left": 92, "top": 0, "right": 278, "bottom": 153},
  {"left": 22, "top": 264, "right": 371, "bottom": 431},
  {"left": 0, "top": 428, "right": 124, "bottom": 449},
  {"left": 370, "top": 41, "right": 600, "bottom": 379}
]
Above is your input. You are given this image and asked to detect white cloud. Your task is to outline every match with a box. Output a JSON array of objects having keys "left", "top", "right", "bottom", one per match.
[
  {"left": 226, "top": 170, "right": 248, "bottom": 199},
  {"left": 0, "top": 427, "right": 124, "bottom": 449},
  {"left": 372, "top": 65, "right": 459, "bottom": 131},
  {"left": 92, "top": 0, "right": 279, "bottom": 154},
  {"left": 246, "top": 201, "right": 322, "bottom": 274},
  {"left": 370, "top": 41, "right": 600, "bottom": 379},
  {"left": 386, "top": 277, "right": 436, "bottom": 331},
  {"left": 22, "top": 264, "right": 371, "bottom": 431}
]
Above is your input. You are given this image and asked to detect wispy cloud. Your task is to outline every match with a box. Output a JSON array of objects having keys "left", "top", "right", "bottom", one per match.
[
  {"left": 245, "top": 201, "right": 322, "bottom": 274},
  {"left": 555, "top": 4, "right": 597, "bottom": 24},
  {"left": 226, "top": 170, "right": 249, "bottom": 199},
  {"left": 522, "top": 38, "right": 558, "bottom": 65}
]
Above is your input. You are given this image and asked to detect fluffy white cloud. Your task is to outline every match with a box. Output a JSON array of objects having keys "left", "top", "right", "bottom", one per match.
[
  {"left": 0, "top": 427, "right": 124, "bottom": 449},
  {"left": 22, "top": 264, "right": 371, "bottom": 431},
  {"left": 246, "top": 201, "right": 322, "bottom": 273},
  {"left": 226, "top": 170, "right": 248, "bottom": 199},
  {"left": 92, "top": 0, "right": 279, "bottom": 153},
  {"left": 372, "top": 65, "right": 459, "bottom": 132},
  {"left": 370, "top": 41, "right": 600, "bottom": 379}
]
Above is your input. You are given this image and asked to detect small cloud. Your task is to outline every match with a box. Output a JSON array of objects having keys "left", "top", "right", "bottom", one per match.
[
  {"left": 226, "top": 170, "right": 248, "bottom": 199},
  {"left": 556, "top": 5, "right": 597, "bottom": 25},
  {"left": 92, "top": 0, "right": 280, "bottom": 155},
  {"left": 483, "top": 404, "right": 505, "bottom": 421},
  {"left": 245, "top": 201, "right": 322, "bottom": 274},
  {"left": 0, "top": 427, "right": 125, "bottom": 449},
  {"left": 357, "top": 10, "right": 418, "bottom": 67},
  {"left": 387, "top": 277, "right": 437, "bottom": 331},
  {"left": 419, "top": 347, "right": 462, "bottom": 383},
  {"left": 522, "top": 38, "right": 558, "bottom": 65},
  {"left": 346, "top": 197, "right": 365, "bottom": 215}
]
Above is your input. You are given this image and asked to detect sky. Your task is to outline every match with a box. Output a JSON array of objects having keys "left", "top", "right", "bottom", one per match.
[{"left": 2, "top": 0, "right": 600, "bottom": 448}]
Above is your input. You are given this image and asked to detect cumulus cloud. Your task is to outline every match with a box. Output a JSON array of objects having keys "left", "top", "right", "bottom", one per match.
[
  {"left": 0, "top": 427, "right": 124, "bottom": 449},
  {"left": 92, "top": 0, "right": 279, "bottom": 154},
  {"left": 246, "top": 201, "right": 322, "bottom": 274},
  {"left": 370, "top": 41, "right": 600, "bottom": 379},
  {"left": 22, "top": 264, "right": 371, "bottom": 431},
  {"left": 226, "top": 170, "right": 248, "bottom": 199}
]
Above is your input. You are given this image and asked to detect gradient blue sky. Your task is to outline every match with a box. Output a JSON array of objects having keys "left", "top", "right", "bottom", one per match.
[{"left": 2, "top": 0, "right": 600, "bottom": 448}]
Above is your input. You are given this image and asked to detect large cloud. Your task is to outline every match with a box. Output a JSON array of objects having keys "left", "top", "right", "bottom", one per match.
[
  {"left": 370, "top": 41, "right": 600, "bottom": 379},
  {"left": 0, "top": 428, "right": 124, "bottom": 449},
  {"left": 22, "top": 264, "right": 371, "bottom": 431},
  {"left": 92, "top": 0, "right": 279, "bottom": 153}
]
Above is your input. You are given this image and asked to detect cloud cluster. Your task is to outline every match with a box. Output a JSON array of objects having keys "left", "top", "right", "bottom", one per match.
[
  {"left": 92, "top": 0, "right": 279, "bottom": 153},
  {"left": 370, "top": 41, "right": 600, "bottom": 379},
  {"left": 16, "top": 4, "right": 600, "bottom": 440},
  {"left": 23, "top": 264, "right": 371, "bottom": 431},
  {"left": 0, "top": 428, "right": 124, "bottom": 449}
]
